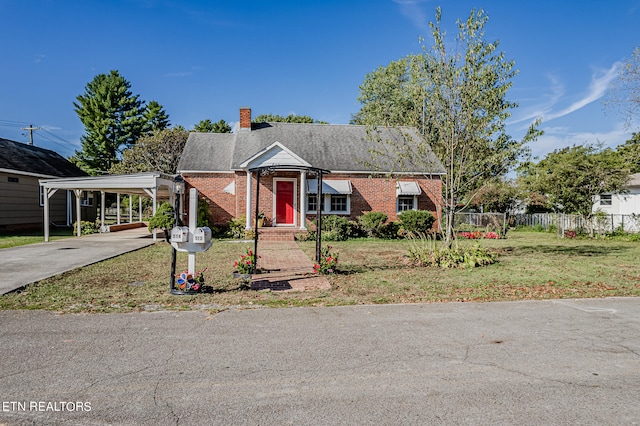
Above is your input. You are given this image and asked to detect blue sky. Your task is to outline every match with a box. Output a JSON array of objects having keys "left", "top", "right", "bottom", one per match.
[{"left": 1, "top": 0, "right": 638, "bottom": 161}]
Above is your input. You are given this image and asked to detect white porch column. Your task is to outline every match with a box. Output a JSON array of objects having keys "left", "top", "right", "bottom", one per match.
[
  {"left": 245, "top": 170, "right": 253, "bottom": 230},
  {"left": 138, "top": 196, "right": 143, "bottom": 222},
  {"left": 299, "top": 171, "right": 307, "bottom": 230},
  {"left": 66, "top": 190, "right": 72, "bottom": 226},
  {"left": 116, "top": 193, "right": 121, "bottom": 224},
  {"left": 100, "top": 191, "right": 106, "bottom": 232},
  {"left": 152, "top": 188, "right": 157, "bottom": 241},
  {"left": 43, "top": 187, "right": 59, "bottom": 242},
  {"left": 43, "top": 188, "right": 51, "bottom": 242},
  {"left": 129, "top": 195, "right": 133, "bottom": 223},
  {"left": 75, "top": 190, "right": 83, "bottom": 237}
]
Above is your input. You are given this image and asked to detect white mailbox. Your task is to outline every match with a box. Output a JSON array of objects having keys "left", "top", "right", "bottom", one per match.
[
  {"left": 193, "top": 227, "right": 212, "bottom": 244},
  {"left": 170, "top": 226, "right": 189, "bottom": 243}
]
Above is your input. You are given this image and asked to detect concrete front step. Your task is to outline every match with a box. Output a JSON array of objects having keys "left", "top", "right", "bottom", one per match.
[{"left": 257, "top": 227, "right": 307, "bottom": 241}]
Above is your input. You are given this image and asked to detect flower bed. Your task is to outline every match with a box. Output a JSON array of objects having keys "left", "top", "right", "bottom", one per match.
[{"left": 457, "top": 231, "right": 501, "bottom": 239}]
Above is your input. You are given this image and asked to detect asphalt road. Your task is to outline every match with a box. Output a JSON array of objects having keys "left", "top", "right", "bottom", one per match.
[{"left": 1, "top": 298, "right": 639, "bottom": 425}]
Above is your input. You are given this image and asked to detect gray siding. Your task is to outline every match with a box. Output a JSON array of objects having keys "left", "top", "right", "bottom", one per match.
[{"left": 0, "top": 172, "right": 68, "bottom": 227}]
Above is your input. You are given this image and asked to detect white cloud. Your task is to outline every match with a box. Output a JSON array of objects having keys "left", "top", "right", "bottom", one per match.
[
  {"left": 392, "top": 0, "right": 430, "bottom": 30},
  {"left": 530, "top": 122, "right": 630, "bottom": 159},
  {"left": 542, "top": 63, "right": 620, "bottom": 122},
  {"left": 508, "top": 74, "right": 564, "bottom": 128}
]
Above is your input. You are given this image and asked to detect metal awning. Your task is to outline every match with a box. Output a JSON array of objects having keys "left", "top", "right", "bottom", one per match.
[
  {"left": 306, "top": 179, "right": 352, "bottom": 195},
  {"left": 396, "top": 181, "right": 422, "bottom": 196}
]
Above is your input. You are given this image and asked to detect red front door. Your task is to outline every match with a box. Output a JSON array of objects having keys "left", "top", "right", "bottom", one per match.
[{"left": 275, "top": 181, "right": 295, "bottom": 225}]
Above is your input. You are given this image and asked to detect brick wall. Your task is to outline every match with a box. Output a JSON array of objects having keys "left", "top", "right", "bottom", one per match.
[{"left": 185, "top": 171, "right": 443, "bottom": 228}]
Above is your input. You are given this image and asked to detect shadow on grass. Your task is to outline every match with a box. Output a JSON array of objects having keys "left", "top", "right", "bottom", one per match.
[
  {"left": 334, "top": 264, "right": 402, "bottom": 275},
  {"left": 503, "top": 244, "right": 630, "bottom": 257}
]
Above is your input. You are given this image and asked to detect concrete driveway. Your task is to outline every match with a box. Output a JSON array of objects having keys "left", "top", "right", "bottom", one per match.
[
  {"left": 0, "top": 228, "right": 157, "bottom": 294},
  {"left": 0, "top": 298, "right": 639, "bottom": 425}
]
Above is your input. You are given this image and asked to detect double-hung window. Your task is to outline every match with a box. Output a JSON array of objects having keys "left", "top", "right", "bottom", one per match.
[{"left": 306, "top": 180, "right": 352, "bottom": 214}]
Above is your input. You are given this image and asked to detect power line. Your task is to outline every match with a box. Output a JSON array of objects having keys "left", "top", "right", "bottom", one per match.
[{"left": 21, "top": 124, "right": 41, "bottom": 146}]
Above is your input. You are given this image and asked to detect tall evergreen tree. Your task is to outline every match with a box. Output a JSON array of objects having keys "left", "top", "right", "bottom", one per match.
[
  {"left": 192, "top": 119, "right": 232, "bottom": 133},
  {"left": 253, "top": 113, "right": 327, "bottom": 124},
  {"left": 143, "top": 100, "right": 170, "bottom": 133},
  {"left": 72, "top": 70, "right": 145, "bottom": 174}
]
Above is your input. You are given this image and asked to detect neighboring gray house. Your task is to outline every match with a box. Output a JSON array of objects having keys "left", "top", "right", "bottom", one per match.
[{"left": 0, "top": 138, "right": 93, "bottom": 232}]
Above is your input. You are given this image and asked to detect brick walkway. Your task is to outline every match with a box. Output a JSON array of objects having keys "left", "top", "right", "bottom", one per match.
[{"left": 251, "top": 241, "right": 330, "bottom": 291}]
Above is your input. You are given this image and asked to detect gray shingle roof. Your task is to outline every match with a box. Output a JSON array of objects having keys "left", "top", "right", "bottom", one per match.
[
  {"left": 177, "top": 122, "right": 446, "bottom": 174},
  {"left": 0, "top": 138, "right": 87, "bottom": 177}
]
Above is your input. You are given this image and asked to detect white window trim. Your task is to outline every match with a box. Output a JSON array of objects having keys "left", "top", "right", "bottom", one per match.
[
  {"left": 307, "top": 193, "right": 351, "bottom": 215},
  {"left": 599, "top": 194, "right": 612, "bottom": 206},
  {"left": 396, "top": 195, "right": 418, "bottom": 213}
]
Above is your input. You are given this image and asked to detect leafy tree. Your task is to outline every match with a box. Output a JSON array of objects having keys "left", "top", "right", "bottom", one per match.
[
  {"left": 604, "top": 46, "right": 640, "bottom": 130},
  {"left": 143, "top": 100, "right": 170, "bottom": 133},
  {"left": 518, "top": 144, "right": 629, "bottom": 215},
  {"left": 73, "top": 70, "right": 146, "bottom": 175},
  {"left": 253, "top": 113, "right": 328, "bottom": 124},
  {"left": 351, "top": 57, "right": 419, "bottom": 127},
  {"left": 468, "top": 179, "right": 520, "bottom": 213},
  {"left": 616, "top": 132, "right": 640, "bottom": 173},
  {"left": 192, "top": 119, "right": 232, "bottom": 133},
  {"left": 359, "top": 7, "right": 541, "bottom": 245},
  {"left": 110, "top": 127, "right": 188, "bottom": 174}
]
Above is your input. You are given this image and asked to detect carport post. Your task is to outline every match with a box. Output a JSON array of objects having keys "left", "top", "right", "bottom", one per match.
[
  {"left": 43, "top": 187, "right": 50, "bottom": 242},
  {"left": 74, "top": 190, "right": 82, "bottom": 237}
]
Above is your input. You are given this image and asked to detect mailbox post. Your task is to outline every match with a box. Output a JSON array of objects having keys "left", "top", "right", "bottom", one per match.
[{"left": 169, "top": 187, "right": 212, "bottom": 294}]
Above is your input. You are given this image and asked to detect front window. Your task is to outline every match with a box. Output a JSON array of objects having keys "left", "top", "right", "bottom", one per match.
[
  {"left": 307, "top": 194, "right": 349, "bottom": 214},
  {"left": 307, "top": 194, "right": 325, "bottom": 212},
  {"left": 600, "top": 194, "right": 612, "bottom": 206},
  {"left": 81, "top": 192, "right": 94, "bottom": 207},
  {"left": 397, "top": 195, "right": 416, "bottom": 212},
  {"left": 330, "top": 195, "right": 348, "bottom": 212}
]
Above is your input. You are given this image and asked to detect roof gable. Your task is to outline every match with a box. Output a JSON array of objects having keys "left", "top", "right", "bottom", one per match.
[{"left": 239, "top": 142, "right": 311, "bottom": 169}]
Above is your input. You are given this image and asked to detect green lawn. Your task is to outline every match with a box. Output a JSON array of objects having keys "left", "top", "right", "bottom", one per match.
[
  {"left": 0, "top": 229, "right": 74, "bottom": 249},
  {"left": 1, "top": 231, "right": 639, "bottom": 313}
]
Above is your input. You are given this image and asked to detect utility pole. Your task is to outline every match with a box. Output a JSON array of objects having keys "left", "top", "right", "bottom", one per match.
[{"left": 21, "top": 124, "right": 41, "bottom": 146}]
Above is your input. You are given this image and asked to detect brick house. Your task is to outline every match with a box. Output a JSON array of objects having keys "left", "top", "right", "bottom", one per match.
[{"left": 177, "top": 108, "right": 445, "bottom": 236}]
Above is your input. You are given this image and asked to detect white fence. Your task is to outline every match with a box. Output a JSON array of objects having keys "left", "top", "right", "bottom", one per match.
[{"left": 512, "top": 213, "right": 640, "bottom": 235}]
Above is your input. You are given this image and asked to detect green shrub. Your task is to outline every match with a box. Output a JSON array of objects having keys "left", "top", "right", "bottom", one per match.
[
  {"left": 197, "top": 198, "right": 211, "bottom": 227},
  {"left": 319, "top": 215, "right": 356, "bottom": 241},
  {"left": 147, "top": 202, "right": 174, "bottom": 234},
  {"left": 72, "top": 220, "right": 98, "bottom": 235},
  {"left": 406, "top": 234, "right": 498, "bottom": 269},
  {"left": 227, "top": 216, "right": 247, "bottom": 239},
  {"left": 358, "top": 212, "right": 388, "bottom": 238},
  {"left": 399, "top": 210, "right": 436, "bottom": 234}
]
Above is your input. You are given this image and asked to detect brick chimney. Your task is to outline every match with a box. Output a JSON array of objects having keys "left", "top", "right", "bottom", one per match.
[{"left": 239, "top": 107, "right": 251, "bottom": 131}]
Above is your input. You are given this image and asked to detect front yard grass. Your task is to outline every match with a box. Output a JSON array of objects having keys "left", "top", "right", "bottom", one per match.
[
  {"left": 0, "top": 228, "right": 74, "bottom": 249},
  {"left": 1, "top": 231, "right": 639, "bottom": 313}
]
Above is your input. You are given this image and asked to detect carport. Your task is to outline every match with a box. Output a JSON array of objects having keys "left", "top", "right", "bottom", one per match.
[{"left": 39, "top": 172, "right": 175, "bottom": 242}]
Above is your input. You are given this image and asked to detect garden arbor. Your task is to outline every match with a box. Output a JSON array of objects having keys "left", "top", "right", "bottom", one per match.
[{"left": 247, "top": 165, "right": 330, "bottom": 271}]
